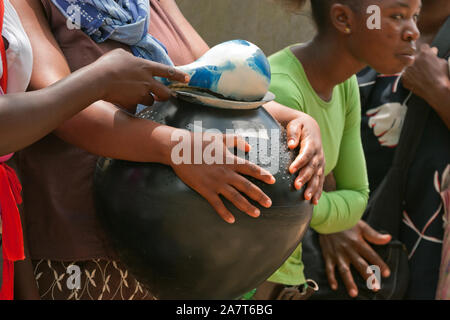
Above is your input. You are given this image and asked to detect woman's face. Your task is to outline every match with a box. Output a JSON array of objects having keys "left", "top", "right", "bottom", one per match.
[{"left": 349, "top": 0, "right": 421, "bottom": 74}]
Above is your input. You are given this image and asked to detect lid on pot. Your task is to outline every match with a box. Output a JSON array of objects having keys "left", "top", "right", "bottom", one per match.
[{"left": 174, "top": 88, "right": 275, "bottom": 110}]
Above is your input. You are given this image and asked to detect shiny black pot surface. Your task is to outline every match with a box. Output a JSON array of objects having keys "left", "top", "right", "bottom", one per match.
[{"left": 94, "top": 98, "right": 313, "bottom": 299}]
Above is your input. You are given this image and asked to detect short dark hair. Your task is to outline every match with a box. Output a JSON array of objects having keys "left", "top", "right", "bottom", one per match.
[{"left": 275, "top": 0, "right": 364, "bottom": 32}]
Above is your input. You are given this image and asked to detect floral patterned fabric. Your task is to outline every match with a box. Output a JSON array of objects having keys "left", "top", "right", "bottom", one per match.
[
  {"left": 436, "top": 165, "right": 450, "bottom": 299},
  {"left": 32, "top": 259, "right": 156, "bottom": 300}
]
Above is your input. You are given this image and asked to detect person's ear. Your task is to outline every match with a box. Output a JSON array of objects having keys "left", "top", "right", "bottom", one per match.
[{"left": 330, "top": 3, "right": 355, "bottom": 35}]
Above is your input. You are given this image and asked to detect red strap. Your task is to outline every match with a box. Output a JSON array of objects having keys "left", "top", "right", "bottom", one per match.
[
  {"left": 0, "top": 163, "right": 24, "bottom": 261},
  {"left": 0, "top": 2, "right": 19, "bottom": 300},
  {"left": 0, "top": 0, "right": 8, "bottom": 93},
  {"left": 0, "top": 163, "right": 24, "bottom": 300}
]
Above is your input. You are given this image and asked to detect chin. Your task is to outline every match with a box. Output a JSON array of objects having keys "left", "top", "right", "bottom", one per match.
[{"left": 371, "top": 62, "right": 405, "bottom": 75}]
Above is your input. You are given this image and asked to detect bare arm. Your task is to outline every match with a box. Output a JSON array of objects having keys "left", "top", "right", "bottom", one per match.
[
  {"left": 0, "top": 49, "right": 188, "bottom": 155},
  {"left": 0, "top": 64, "right": 104, "bottom": 155},
  {"left": 402, "top": 44, "right": 450, "bottom": 129}
]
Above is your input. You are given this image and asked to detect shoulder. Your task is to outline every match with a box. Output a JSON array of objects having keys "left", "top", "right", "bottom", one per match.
[
  {"left": 342, "top": 74, "right": 359, "bottom": 97},
  {"left": 268, "top": 47, "right": 298, "bottom": 75},
  {"left": 338, "top": 75, "right": 362, "bottom": 129},
  {"left": 269, "top": 47, "right": 306, "bottom": 96},
  {"left": 340, "top": 75, "right": 360, "bottom": 110}
]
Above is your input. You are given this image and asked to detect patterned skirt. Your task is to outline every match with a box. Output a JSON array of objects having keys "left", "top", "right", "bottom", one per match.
[{"left": 32, "top": 259, "right": 156, "bottom": 300}]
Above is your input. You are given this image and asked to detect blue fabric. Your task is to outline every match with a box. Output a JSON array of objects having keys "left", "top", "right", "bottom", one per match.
[{"left": 51, "top": 0, "right": 173, "bottom": 66}]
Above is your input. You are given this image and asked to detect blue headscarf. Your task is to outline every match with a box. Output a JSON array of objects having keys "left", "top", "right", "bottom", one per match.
[{"left": 51, "top": 0, "right": 174, "bottom": 66}]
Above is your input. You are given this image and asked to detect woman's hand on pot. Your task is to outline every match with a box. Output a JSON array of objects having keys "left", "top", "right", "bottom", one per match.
[
  {"left": 93, "top": 49, "right": 189, "bottom": 111},
  {"left": 286, "top": 114, "right": 325, "bottom": 205},
  {"left": 169, "top": 131, "right": 275, "bottom": 223},
  {"left": 318, "top": 220, "right": 392, "bottom": 297}
]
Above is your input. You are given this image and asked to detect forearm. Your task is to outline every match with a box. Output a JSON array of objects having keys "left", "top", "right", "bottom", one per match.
[
  {"left": 401, "top": 45, "right": 450, "bottom": 129},
  {"left": 28, "top": 60, "right": 177, "bottom": 165},
  {"left": 312, "top": 143, "right": 370, "bottom": 234},
  {"left": 311, "top": 89, "right": 369, "bottom": 234},
  {"left": 0, "top": 63, "right": 108, "bottom": 155},
  {"left": 53, "top": 102, "right": 176, "bottom": 164},
  {"left": 310, "top": 188, "right": 369, "bottom": 234}
]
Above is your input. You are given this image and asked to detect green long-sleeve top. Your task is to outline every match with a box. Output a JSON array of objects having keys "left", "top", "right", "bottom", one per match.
[{"left": 268, "top": 46, "right": 370, "bottom": 285}]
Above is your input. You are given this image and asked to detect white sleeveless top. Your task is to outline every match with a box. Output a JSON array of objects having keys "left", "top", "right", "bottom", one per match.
[
  {"left": 1, "top": 0, "right": 33, "bottom": 94},
  {"left": 0, "top": 1, "right": 33, "bottom": 161}
]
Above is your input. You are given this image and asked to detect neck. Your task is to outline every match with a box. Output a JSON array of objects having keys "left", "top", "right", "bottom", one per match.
[
  {"left": 418, "top": 2, "right": 450, "bottom": 38},
  {"left": 292, "top": 33, "right": 365, "bottom": 101}
]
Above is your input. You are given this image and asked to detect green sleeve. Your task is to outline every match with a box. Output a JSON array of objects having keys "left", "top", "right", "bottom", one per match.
[{"left": 310, "top": 76, "right": 369, "bottom": 234}]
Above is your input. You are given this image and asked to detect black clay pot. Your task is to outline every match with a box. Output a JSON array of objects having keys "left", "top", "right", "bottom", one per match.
[{"left": 94, "top": 98, "right": 313, "bottom": 299}]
